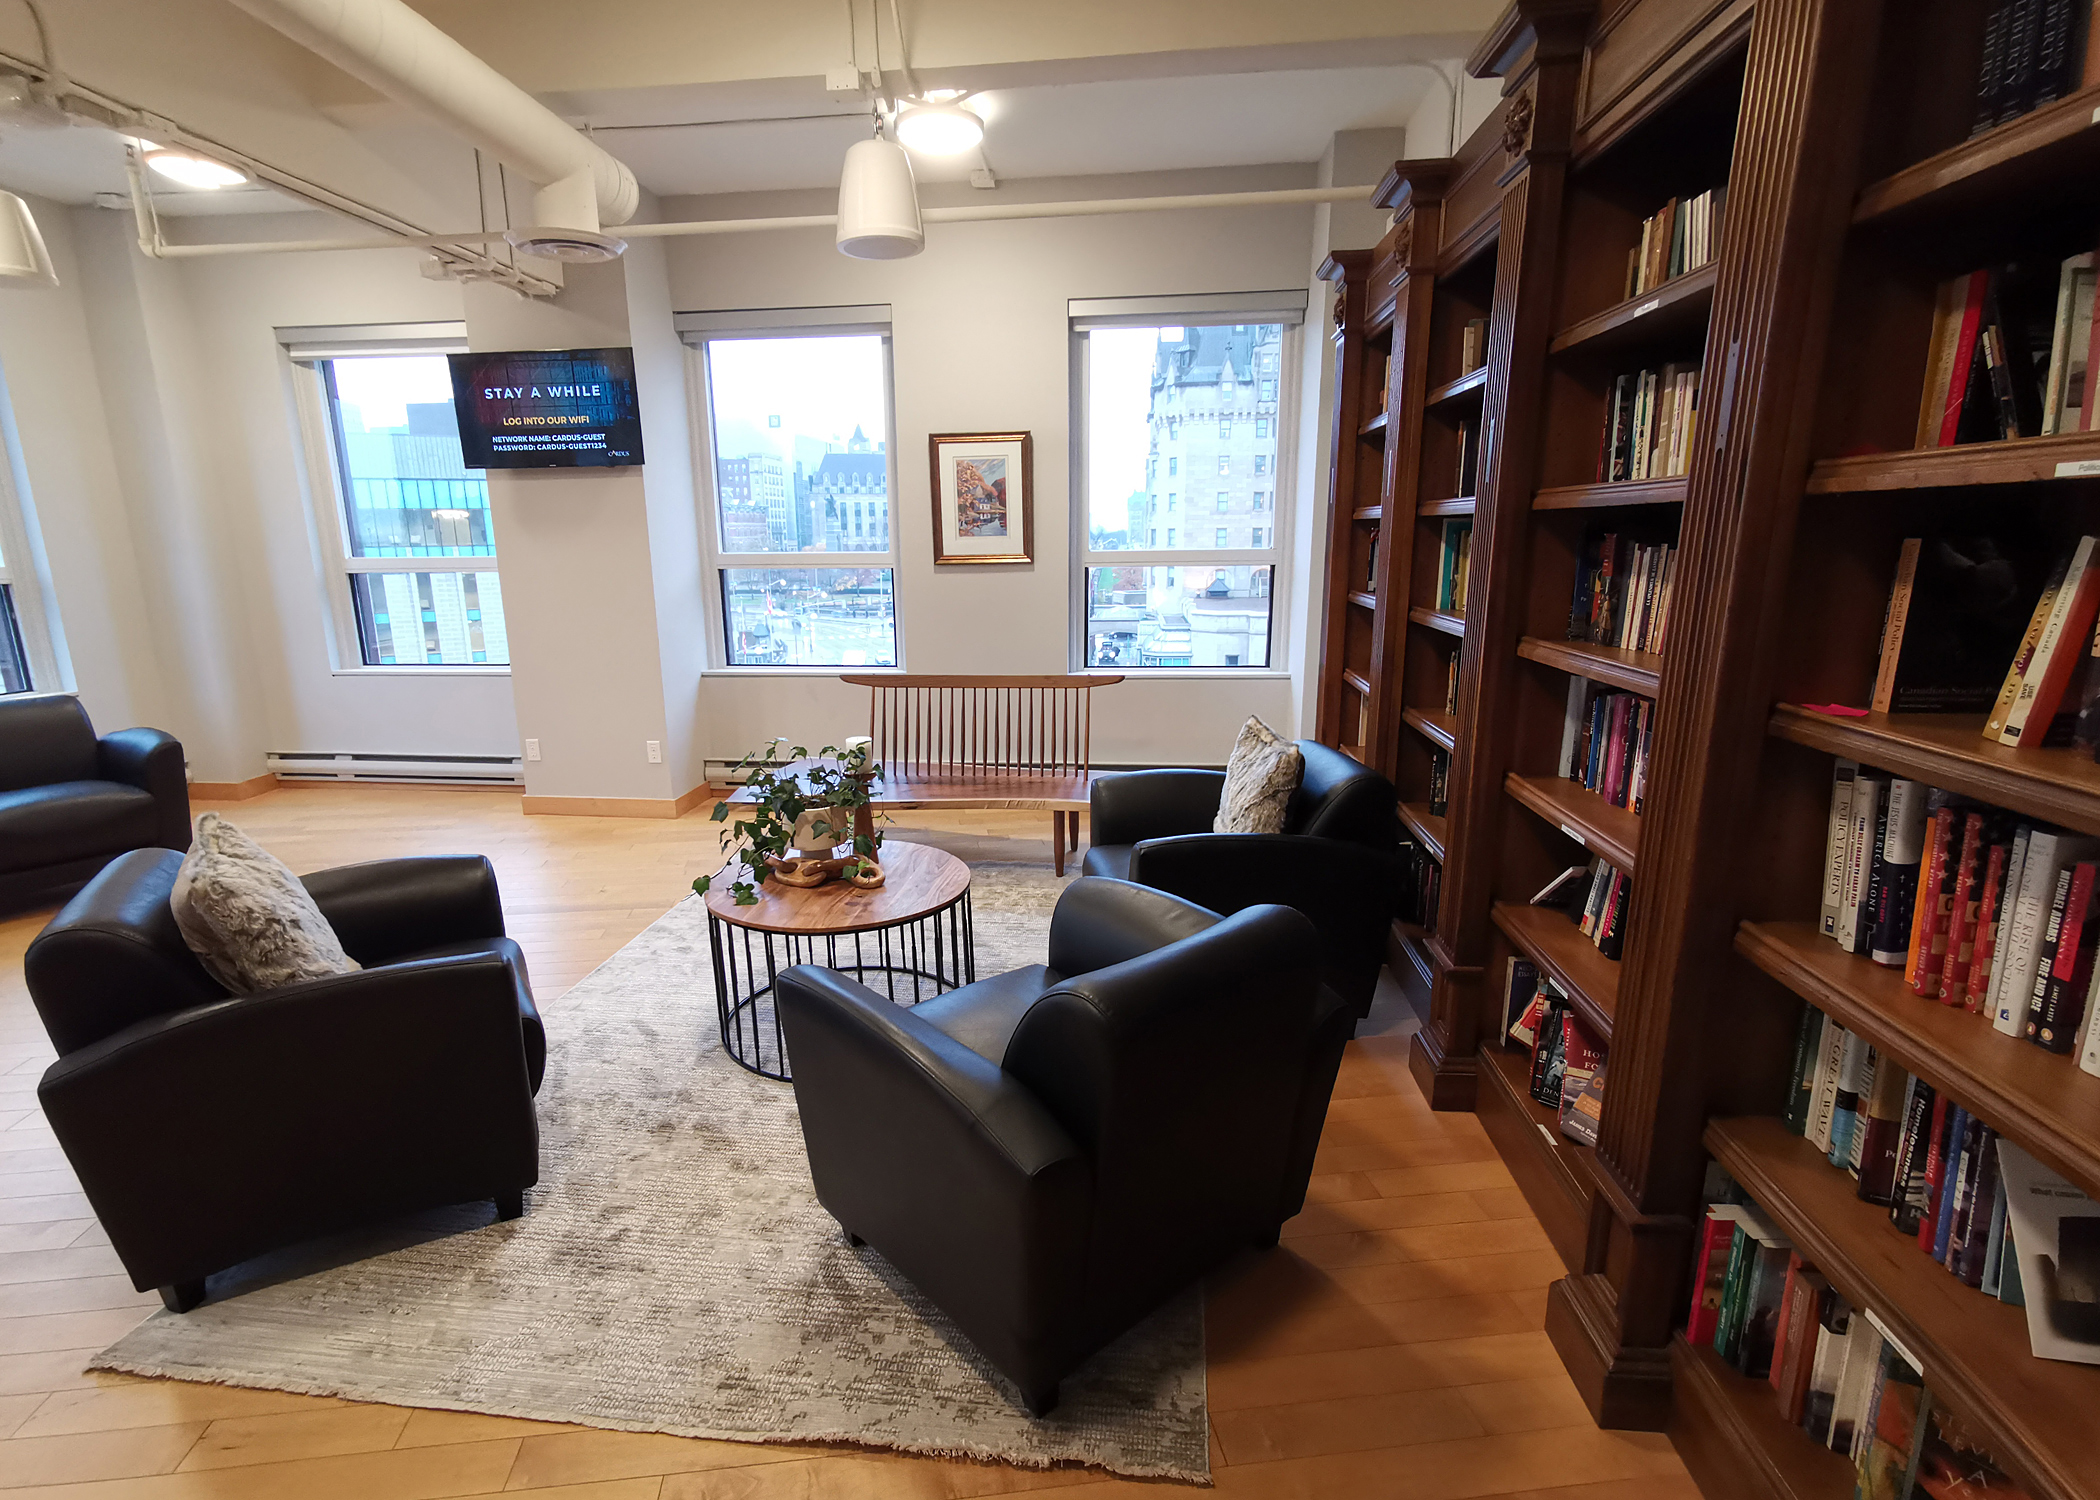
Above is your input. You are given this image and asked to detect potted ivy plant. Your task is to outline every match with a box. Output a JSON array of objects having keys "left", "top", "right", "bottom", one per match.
[{"left": 692, "top": 737, "right": 883, "bottom": 906}]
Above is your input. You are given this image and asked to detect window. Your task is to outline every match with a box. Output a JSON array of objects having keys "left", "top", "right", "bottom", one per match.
[
  {"left": 696, "top": 328, "right": 897, "bottom": 668},
  {"left": 304, "top": 352, "right": 508, "bottom": 667},
  {"left": 1076, "top": 314, "right": 1296, "bottom": 670},
  {"left": 0, "top": 537, "right": 29, "bottom": 694},
  {"left": 1260, "top": 380, "right": 1278, "bottom": 401}
]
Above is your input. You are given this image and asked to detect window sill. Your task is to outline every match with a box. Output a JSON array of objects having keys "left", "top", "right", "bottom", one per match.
[
  {"left": 703, "top": 666, "right": 904, "bottom": 678},
  {"left": 1078, "top": 669, "right": 1292, "bottom": 681},
  {"left": 329, "top": 666, "right": 513, "bottom": 679}
]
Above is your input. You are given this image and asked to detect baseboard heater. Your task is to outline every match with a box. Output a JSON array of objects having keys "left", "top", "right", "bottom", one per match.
[{"left": 266, "top": 751, "right": 524, "bottom": 787}]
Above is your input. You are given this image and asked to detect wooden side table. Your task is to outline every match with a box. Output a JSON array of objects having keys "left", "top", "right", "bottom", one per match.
[{"left": 700, "top": 841, "right": 974, "bottom": 1081}]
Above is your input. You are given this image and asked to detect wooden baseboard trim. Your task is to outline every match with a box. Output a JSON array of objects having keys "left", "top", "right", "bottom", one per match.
[
  {"left": 1406, "top": 1026, "right": 1479, "bottom": 1111},
  {"left": 1546, "top": 1273, "right": 1673, "bottom": 1432},
  {"left": 523, "top": 785, "right": 714, "bottom": 819},
  {"left": 187, "top": 774, "right": 278, "bottom": 801}
]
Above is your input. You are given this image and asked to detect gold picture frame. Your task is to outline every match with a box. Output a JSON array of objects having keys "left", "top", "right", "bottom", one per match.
[{"left": 928, "top": 431, "right": 1033, "bottom": 565}]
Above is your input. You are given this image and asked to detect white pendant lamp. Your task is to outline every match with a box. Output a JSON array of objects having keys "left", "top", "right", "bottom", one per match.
[
  {"left": 0, "top": 191, "right": 56, "bottom": 289},
  {"left": 836, "top": 133, "right": 923, "bottom": 260}
]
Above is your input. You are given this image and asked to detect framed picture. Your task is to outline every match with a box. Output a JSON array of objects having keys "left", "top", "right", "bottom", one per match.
[{"left": 929, "top": 431, "right": 1033, "bottom": 565}]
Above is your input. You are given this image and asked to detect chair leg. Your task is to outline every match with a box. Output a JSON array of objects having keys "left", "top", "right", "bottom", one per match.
[
  {"left": 495, "top": 1190, "right": 526, "bottom": 1222},
  {"left": 159, "top": 1280, "right": 206, "bottom": 1314},
  {"left": 1052, "top": 812, "right": 1066, "bottom": 876}
]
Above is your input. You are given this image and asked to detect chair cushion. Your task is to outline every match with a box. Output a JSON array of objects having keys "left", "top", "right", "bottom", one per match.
[
  {"left": 1213, "top": 717, "right": 1302, "bottom": 834},
  {"left": 1079, "top": 844, "right": 1133, "bottom": 882},
  {"left": 908, "top": 965, "right": 1059, "bottom": 1066},
  {"left": 0, "top": 781, "right": 161, "bottom": 873},
  {"left": 0, "top": 694, "right": 98, "bottom": 794},
  {"left": 170, "top": 813, "right": 361, "bottom": 995},
  {"left": 394, "top": 934, "right": 545, "bottom": 1093}
]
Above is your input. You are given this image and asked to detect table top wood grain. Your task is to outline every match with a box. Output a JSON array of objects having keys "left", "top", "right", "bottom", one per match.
[{"left": 701, "top": 839, "right": 971, "bottom": 935}]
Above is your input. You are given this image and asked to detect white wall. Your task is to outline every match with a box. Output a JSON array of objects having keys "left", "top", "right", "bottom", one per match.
[{"left": 663, "top": 166, "right": 1323, "bottom": 769}]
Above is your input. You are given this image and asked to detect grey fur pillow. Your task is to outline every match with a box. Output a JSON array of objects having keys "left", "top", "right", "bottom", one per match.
[
  {"left": 170, "top": 812, "right": 360, "bottom": 995},
  {"left": 1214, "top": 717, "right": 1303, "bottom": 834}
]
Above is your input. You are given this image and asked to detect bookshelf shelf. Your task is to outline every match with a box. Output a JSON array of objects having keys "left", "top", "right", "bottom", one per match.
[
  {"left": 1736, "top": 919, "right": 2100, "bottom": 1202},
  {"left": 1347, "top": 591, "right": 1378, "bottom": 612},
  {"left": 1476, "top": 1042, "right": 1591, "bottom": 1269},
  {"left": 1359, "top": 411, "right": 1391, "bottom": 440},
  {"left": 1534, "top": 476, "right": 1689, "bottom": 511},
  {"left": 1706, "top": 1115, "right": 2100, "bottom": 1500},
  {"left": 1492, "top": 900, "right": 1617, "bottom": 1041},
  {"left": 1805, "top": 432, "right": 2100, "bottom": 495},
  {"left": 1505, "top": 773, "right": 1640, "bottom": 872},
  {"left": 1427, "top": 365, "right": 1490, "bottom": 409},
  {"left": 1516, "top": 636, "right": 1664, "bottom": 697},
  {"left": 1410, "top": 606, "right": 1467, "bottom": 638},
  {"left": 1668, "top": 1334, "right": 1855, "bottom": 1500},
  {"left": 1343, "top": 668, "right": 1373, "bottom": 697},
  {"left": 1399, "top": 801, "right": 1450, "bottom": 861},
  {"left": 1403, "top": 705, "right": 1459, "bottom": 753},
  {"left": 1420, "top": 495, "right": 1479, "bottom": 517},
  {"left": 1547, "top": 262, "right": 1718, "bottom": 361},
  {"left": 1852, "top": 83, "right": 2100, "bottom": 235},
  {"left": 1767, "top": 705, "right": 2100, "bottom": 838},
  {"left": 1352, "top": 505, "right": 1384, "bottom": 521}
]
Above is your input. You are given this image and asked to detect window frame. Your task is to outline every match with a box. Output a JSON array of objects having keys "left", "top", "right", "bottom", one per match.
[
  {"left": 0, "top": 360, "right": 63, "bottom": 695},
  {"left": 681, "top": 313, "right": 903, "bottom": 675},
  {"left": 286, "top": 326, "right": 511, "bottom": 677},
  {"left": 1068, "top": 297, "right": 1304, "bottom": 677}
]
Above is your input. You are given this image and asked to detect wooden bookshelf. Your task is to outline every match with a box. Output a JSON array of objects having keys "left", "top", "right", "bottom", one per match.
[
  {"left": 1409, "top": 605, "right": 1466, "bottom": 638},
  {"left": 1475, "top": 1042, "right": 1592, "bottom": 1269},
  {"left": 1805, "top": 431, "right": 2100, "bottom": 494},
  {"left": 1516, "top": 636, "right": 1664, "bottom": 696},
  {"left": 1737, "top": 919, "right": 2100, "bottom": 1202},
  {"left": 1505, "top": 772, "right": 1639, "bottom": 871},
  {"left": 1352, "top": 504, "right": 1384, "bottom": 522},
  {"left": 1399, "top": 802, "right": 1450, "bottom": 861},
  {"left": 1534, "top": 476, "right": 1689, "bottom": 511},
  {"left": 1707, "top": 1115, "right": 2100, "bottom": 1500},
  {"left": 1851, "top": 82, "right": 2100, "bottom": 233},
  {"left": 1359, "top": 411, "right": 1390, "bottom": 440},
  {"left": 1491, "top": 901, "right": 1617, "bottom": 1041},
  {"left": 1547, "top": 261, "right": 1720, "bottom": 360},
  {"left": 1427, "top": 365, "right": 1490, "bottom": 409},
  {"left": 1403, "top": 705, "right": 1459, "bottom": 753},
  {"left": 1420, "top": 495, "right": 1479, "bottom": 516},
  {"left": 1768, "top": 704, "right": 2100, "bottom": 838},
  {"left": 1667, "top": 1334, "right": 1855, "bottom": 1500}
]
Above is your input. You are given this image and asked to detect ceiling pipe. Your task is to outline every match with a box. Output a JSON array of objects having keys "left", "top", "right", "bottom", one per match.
[
  {"left": 220, "top": 0, "right": 638, "bottom": 257},
  {"left": 141, "top": 183, "right": 1380, "bottom": 258}
]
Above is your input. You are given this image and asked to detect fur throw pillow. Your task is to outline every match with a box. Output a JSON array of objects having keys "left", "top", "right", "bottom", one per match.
[
  {"left": 170, "top": 812, "right": 360, "bottom": 995},
  {"left": 1214, "top": 716, "right": 1303, "bottom": 834}
]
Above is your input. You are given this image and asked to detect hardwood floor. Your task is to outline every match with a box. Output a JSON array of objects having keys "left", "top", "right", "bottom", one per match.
[{"left": 0, "top": 785, "right": 1697, "bottom": 1498}]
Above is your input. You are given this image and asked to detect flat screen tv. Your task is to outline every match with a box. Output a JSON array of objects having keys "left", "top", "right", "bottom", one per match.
[{"left": 448, "top": 347, "right": 644, "bottom": 468}]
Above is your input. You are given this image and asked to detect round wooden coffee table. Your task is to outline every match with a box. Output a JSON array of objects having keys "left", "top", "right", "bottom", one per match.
[{"left": 701, "top": 841, "right": 974, "bottom": 1081}]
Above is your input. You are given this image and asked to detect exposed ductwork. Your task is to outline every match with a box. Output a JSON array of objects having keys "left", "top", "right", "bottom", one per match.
[{"left": 221, "top": 0, "right": 639, "bottom": 255}]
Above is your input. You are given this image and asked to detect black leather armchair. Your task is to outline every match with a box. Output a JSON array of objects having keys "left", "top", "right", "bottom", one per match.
[
  {"left": 0, "top": 693, "right": 189, "bottom": 913},
  {"left": 776, "top": 877, "right": 1348, "bottom": 1415},
  {"left": 24, "top": 848, "right": 545, "bottom": 1312},
  {"left": 1083, "top": 739, "right": 1405, "bottom": 1015}
]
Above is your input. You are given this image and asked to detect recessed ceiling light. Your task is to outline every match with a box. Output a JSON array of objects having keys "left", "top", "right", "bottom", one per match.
[
  {"left": 141, "top": 145, "right": 248, "bottom": 190},
  {"left": 894, "top": 100, "right": 983, "bottom": 156}
]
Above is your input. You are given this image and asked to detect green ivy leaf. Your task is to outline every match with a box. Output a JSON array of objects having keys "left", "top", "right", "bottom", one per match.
[{"left": 692, "top": 875, "right": 712, "bottom": 895}]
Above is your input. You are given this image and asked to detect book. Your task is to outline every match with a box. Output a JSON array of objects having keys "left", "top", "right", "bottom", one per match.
[
  {"left": 1822, "top": 760, "right": 1859, "bottom": 939},
  {"left": 1826, "top": 1314, "right": 1882, "bottom": 1454},
  {"left": 1985, "top": 552, "right": 2069, "bottom": 740},
  {"left": 1879, "top": 535, "right": 2058, "bottom": 715},
  {"left": 1841, "top": 774, "right": 1889, "bottom": 956},
  {"left": 1809, "top": 1018, "right": 1850, "bottom": 1154},
  {"left": 1772, "top": 1258, "right": 1824, "bottom": 1425},
  {"left": 1687, "top": 1204, "right": 1744, "bottom": 1347},
  {"left": 1556, "top": 1011, "right": 1607, "bottom": 1145},
  {"left": 1982, "top": 1172, "right": 2012, "bottom": 1297},
  {"left": 1461, "top": 317, "right": 1488, "bottom": 372},
  {"left": 1965, "top": 834, "right": 2017, "bottom": 1012},
  {"left": 1996, "top": 1137, "right": 2100, "bottom": 1364},
  {"left": 1528, "top": 997, "right": 1569, "bottom": 1107},
  {"left": 1869, "top": 779, "right": 1928, "bottom": 966},
  {"left": 1995, "top": 829, "right": 2100, "bottom": 1032},
  {"left": 1854, "top": 1058, "right": 1910, "bottom": 1206},
  {"left": 1800, "top": 1286, "right": 1852, "bottom": 1446},
  {"left": 1984, "top": 825, "right": 2036, "bottom": 1021},
  {"left": 1905, "top": 798, "right": 1955, "bottom": 987},
  {"left": 1909, "top": 800, "right": 1962, "bottom": 992},
  {"left": 1826, "top": 1031, "right": 1872, "bottom": 1170},
  {"left": 1932, "top": 1108, "right": 1974, "bottom": 1265},
  {"left": 2036, "top": 859, "right": 2100, "bottom": 1050},
  {"left": 1853, "top": 1333, "right": 1928, "bottom": 1500},
  {"left": 1736, "top": 1227, "right": 1795, "bottom": 1380},
  {"left": 1958, "top": 1125, "right": 2006, "bottom": 1288},
  {"left": 1502, "top": 957, "right": 1543, "bottom": 1046},
  {"left": 2042, "top": 252, "right": 2096, "bottom": 434},
  {"left": 2002, "top": 535, "right": 2100, "bottom": 746},
  {"left": 1888, "top": 1076, "right": 1937, "bottom": 1235},
  {"left": 1713, "top": 1221, "right": 1757, "bottom": 1362},
  {"left": 1783, "top": 1006, "right": 1823, "bottom": 1136},
  {"left": 1917, "top": 1093, "right": 1956, "bottom": 1250}
]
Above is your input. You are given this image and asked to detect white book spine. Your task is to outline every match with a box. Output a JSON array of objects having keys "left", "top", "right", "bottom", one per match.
[
  {"left": 2002, "top": 535, "right": 2097, "bottom": 745},
  {"left": 1994, "top": 833, "right": 2100, "bottom": 1032},
  {"left": 1988, "top": 827, "right": 2034, "bottom": 1031},
  {"left": 1558, "top": 676, "right": 1589, "bottom": 781},
  {"left": 2073, "top": 940, "right": 2100, "bottom": 1077},
  {"left": 1822, "top": 761, "right": 1858, "bottom": 939},
  {"left": 1810, "top": 1020, "right": 1849, "bottom": 1153},
  {"left": 1839, "top": 777, "right": 1883, "bottom": 954}
]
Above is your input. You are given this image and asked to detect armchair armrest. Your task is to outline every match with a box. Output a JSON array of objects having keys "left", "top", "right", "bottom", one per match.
[
  {"left": 776, "top": 964, "right": 1091, "bottom": 1397},
  {"left": 38, "top": 952, "right": 538, "bottom": 1291},
  {"left": 1087, "top": 768, "right": 1225, "bottom": 848},
  {"left": 96, "top": 728, "right": 189, "bottom": 852},
  {"left": 1128, "top": 833, "right": 1403, "bottom": 1013},
  {"left": 301, "top": 856, "right": 506, "bottom": 967}
]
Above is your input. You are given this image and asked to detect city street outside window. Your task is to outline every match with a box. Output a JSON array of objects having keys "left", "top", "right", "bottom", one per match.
[
  {"left": 699, "top": 331, "right": 898, "bottom": 667},
  {"left": 312, "top": 354, "right": 508, "bottom": 667},
  {"left": 1079, "top": 318, "right": 1290, "bottom": 670}
]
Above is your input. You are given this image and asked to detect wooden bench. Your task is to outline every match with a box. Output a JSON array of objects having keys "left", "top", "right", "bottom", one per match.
[{"left": 841, "top": 674, "right": 1125, "bottom": 875}]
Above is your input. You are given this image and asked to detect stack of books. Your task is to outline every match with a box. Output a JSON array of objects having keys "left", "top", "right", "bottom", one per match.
[
  {"left": 1501, "top": 956, "right": 1607, "bottom": 1146},
  {"left": 1916, "top": 254, "right": 2097, "bottom": 445},
  {"left": 1820, "top": 763, "right": 2100, "bottom": 1067},
  {"left": 1460, "top": 317, "right": 1489, "bottom": 374},
  {"left": 1688, "top": 1170, "right": 2032, "bottom": 1494},
  {"left": 1568, "top": 529, "right": 1677, "bottom": 655},
  {"left": 1437, "top": 519, "right": 1473, "bottom": 614},
  {"left": 1428, "top": 748, "right": 1450, "bottom": 818},
  {"left": 1971, "top": 0, "right": 2097, "bottom": 137},
  {"left": 1623, "top": 187, "right": 1726, "bottom": 300},
  {"left": 1443, "top": 653, "right": 1459, "bottom": 717},
  {"left": 1558, "top": 685, "right": 1652, "bottom": 814},
  {"left": 1536, "top": 858, "right": 1630, "bottom": 960},
  {"left": 1400, "top": 844, "right": 1441, "bottom": 930},
  {"left": 1596, "top": 365, "right": 1700, "bottom": 483}
]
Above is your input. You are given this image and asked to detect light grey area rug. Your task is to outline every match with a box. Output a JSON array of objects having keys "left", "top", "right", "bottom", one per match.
[{"left": 90, "top": 862, "right": 1209, "bottom": 1483}]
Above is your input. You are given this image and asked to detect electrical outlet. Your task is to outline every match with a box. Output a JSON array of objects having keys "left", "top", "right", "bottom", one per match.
[
  {"left": 646, "top": 740, "right": 662, "bottom": 764},
  {"left": 524, "top": 738, "right": 541, "bottom": 762}
]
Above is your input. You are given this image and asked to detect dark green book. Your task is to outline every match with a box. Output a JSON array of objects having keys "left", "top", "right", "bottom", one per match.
[{"left": 1784, "top": 1006, "right": 1823, "bottom": 1136}]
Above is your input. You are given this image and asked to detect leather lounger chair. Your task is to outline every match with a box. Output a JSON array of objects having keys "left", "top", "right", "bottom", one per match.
[
  {"left": 776, "top": 876, "right": 1347, "bottom": 1416},
  {"left": 1083, "top": 739, "right": 1404, "bottom": 1017},
  {"left": 0, "top": 694, "right": 189, "bottom": 914},
  {"left": 23, "top": 849, "right": 546, "bottom": 1312}
]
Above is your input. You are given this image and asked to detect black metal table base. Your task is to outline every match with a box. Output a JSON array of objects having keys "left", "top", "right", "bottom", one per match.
[{"left": 706, "top": 890, "right": 974, "bottom": 1081}]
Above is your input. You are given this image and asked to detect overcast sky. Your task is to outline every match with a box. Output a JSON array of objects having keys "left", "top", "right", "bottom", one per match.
[{"left": 707, "top": 334, "right": 888, "bottom": 464}]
